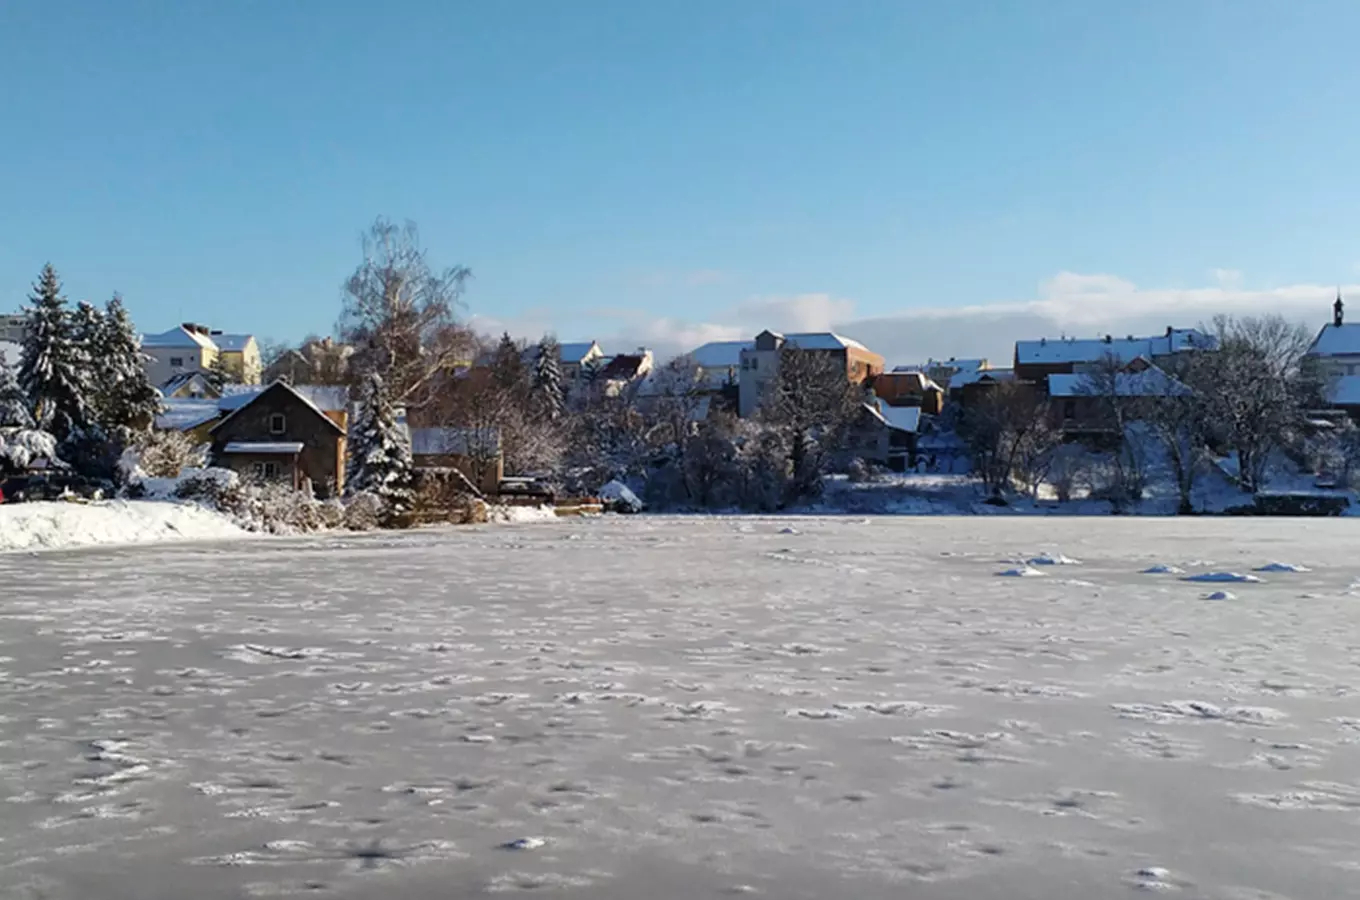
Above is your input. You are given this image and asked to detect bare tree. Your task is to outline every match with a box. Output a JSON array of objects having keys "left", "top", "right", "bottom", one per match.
[
  {"left": 1141, "top": 354, "right": 1212, "bottom": 514},
  {"left": 761, "top": 347, "right": 864, "bottom": 502},
  {"left": 958, "top": 381, "right": 1053, "bottom": 500},
  {"left": 338, "top": 218, "right": 475, "bottom": 411},
  {"left": 1195, "top": 314, "right": 1314, "bottom": 493},
  {"left": 1078, "top": 353, "right": 1153, "bottom": 509}
]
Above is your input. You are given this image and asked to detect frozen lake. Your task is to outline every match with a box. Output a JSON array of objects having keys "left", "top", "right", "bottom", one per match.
[{"left": 2, "top": 516, "right": 1359, "bottom": 899}]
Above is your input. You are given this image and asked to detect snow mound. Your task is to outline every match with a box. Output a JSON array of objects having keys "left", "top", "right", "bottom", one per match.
[
  {"left": 778, "top": 526, "right": 801, "bottom": 535},
  {"left": 997, "top": 566, "right": 1046, "bottom": 578},
  {"left": 1027, "top": 552, "right": 1081, "bottom": 566},
  {"left": 1182, "top": 572, "right": 1262, "bottom": 584},
  {"left": 0, "top": 500, "right": 246, "bottom": 554},
  {"left": 500, "top": 837, "right": 546, "bottom": 851},
  {"left": 1204, "top": 590, "right": 1236, "bottom": 601},
  {"left": 488, "top": 505, "right": 559, "bottom": 524},
  {"left": 1141, "top": 564, "right": 1185, "bottom": 575},
  {"left": 1254, "top": 562, "right": 1311, "bottom": 573},
  {"left": 599, "top": 480, "right": 643, "bottom": 513}
]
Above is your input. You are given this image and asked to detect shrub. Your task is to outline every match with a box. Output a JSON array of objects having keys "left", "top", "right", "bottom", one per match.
[
  {"left": 343, "top": 492, "right": 383, "bottom": 531},
  {"left": 133, "top": 430, "right": 206, "bottom": 479}
]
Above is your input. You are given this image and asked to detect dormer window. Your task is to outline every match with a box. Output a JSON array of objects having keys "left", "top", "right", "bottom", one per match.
[{"left": 269, "top": 413, "right": 286, "bottom": 435}]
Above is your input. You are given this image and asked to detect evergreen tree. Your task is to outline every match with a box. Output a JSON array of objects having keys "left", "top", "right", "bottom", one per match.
[
  {"left": 531, "top": 334, "right": 565, "bottom": 420},
  {"left": 70, "top": 300, "right": 105, "bottom": 409},
  {"left": 0, "top": 351, "right": 33, "bottom": 429},
  {"left": 96, "top": 296, "right": 161, "bottom": 435},
  {"left": 18, "top": 264, "right": 89, "bottom": 441},
  {"left": 205, "top": 350, "right": 232, "bottom": 393},
  {"left": 491, "top": 332, "right": 526, "bottom": 394},
  {"left": 346, "top": 371, "right": 415, "bottom": 525}
]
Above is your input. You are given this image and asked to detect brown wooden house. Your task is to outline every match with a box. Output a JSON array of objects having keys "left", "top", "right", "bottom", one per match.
[
  {"left": 870, "top": 370, "right": 945, "bottom": 415},
  {"left": 208, "top": 381, "right": 348, "bottom": 497}
]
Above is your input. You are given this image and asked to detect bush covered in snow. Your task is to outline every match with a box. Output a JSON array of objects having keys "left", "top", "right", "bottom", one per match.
[
  {"left": 126, "top": 430, "right": 207, "bottom": 480},
  {"left": 0, "top": 428, "right": 63, "bottom": 474}
]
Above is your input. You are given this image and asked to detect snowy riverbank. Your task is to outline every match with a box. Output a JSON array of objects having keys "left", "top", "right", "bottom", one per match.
[{"left": 0, "top": 499, "right": 247, "bottom": 553}]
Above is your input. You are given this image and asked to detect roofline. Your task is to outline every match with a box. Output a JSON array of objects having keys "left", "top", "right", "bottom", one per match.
[{"left": 208, "top": 380, "right": 345, "bottom": 436}]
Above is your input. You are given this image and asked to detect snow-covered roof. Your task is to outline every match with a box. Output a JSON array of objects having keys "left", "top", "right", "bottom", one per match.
[
  {"left": 143, "top": 326, "right": 217, "bottom": 351},
  {"left": 522, "top": 341, "right": 601, "bottom": 365},
  {"left": 217, "top": 383, "right": 348, "bottom": 413},
  {"left": 155, "top": 399, "right": 221, "bottom": 432},
  {"left": 686, "top": 340, "right": 751, "bottom": 369},
  {"left": 222, "top": 441, "right": 304, "bottom": 454},
  {"left": 777, "top": 332, "right": 872, "bottom": 353},
  {"left": 1016, "top": 330, "right": 1214, "bottom": 366},
  {"left": 1326, "top": 375, "right": 1360, "bottom": 406},
  {"left": 1048, "top": 367, "right": 1191, "bottom": 398},
  {"left": 893, "top": 358, "right": 987, "bottom": 375},
  {"left": 1309, "top": 323, "right": 1360, "bottom": 358},
  {"left": 864, "top": 398, "right": 923, "bottom": 433},
  {"left": 213, "top": 333, "right": 255, "bottom": 352},
  {"left": 409, "top": 426, "right": 501, "bottom": 456},
  {"left": 209, "top": 381, "right": 345, "bottom": 436},
  {"left": 159, "top": 371, "right": 216, "bottom": 398}
]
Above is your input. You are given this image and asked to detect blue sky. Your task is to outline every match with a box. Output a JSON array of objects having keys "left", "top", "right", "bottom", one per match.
[{"left": 1, "top": 1, "right": 1357, "bottom": 363}]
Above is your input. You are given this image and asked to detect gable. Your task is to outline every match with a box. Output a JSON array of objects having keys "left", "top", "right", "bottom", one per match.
[{"left": 209, "top": 382, "right": 344, "bottom": 438}]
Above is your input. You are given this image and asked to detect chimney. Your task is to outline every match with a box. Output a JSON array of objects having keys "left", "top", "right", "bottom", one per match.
[
  {"left": 210, "top": 329, "right": 223, "bottom": 336},
  {"left": 1165, "top": 325, "right": 1173, "bottom": 337},
  {"left": 1040, "top": 337, "right": 1047, "bottom": 346},
  {"left": 1104, "top": 334, "right": 1113, "bottom": 344}
]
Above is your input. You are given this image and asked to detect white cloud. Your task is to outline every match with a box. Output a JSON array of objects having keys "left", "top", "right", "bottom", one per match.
[{"left": 475, "top": 272, "right": 1347, "bottom": 367}]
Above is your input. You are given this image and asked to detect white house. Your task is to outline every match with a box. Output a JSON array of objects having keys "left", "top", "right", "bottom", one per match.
[
  {"left": 1306, "top": 294, "right": 1360, "bottom": 377},
  {"left": 737, "top": 330, "right": 883, "bottom": 418},
  {"left": 142, "top": 323, "right": 262, "bottom": 387}
]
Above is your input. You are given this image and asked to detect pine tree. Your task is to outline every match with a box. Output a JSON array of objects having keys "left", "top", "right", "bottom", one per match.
[
  {"left": 491, "top": 332, "right": 526, "bottom": 393},
  {"left": 531, "top": 334, "right": 565, "bottom": 420},
  {"left": 0, "top": 351, "right": 33, "bottom": 429},
  {"left": 205, "top": 350, "right": 232, "bottom": 393},
  {"left": 70, "top": 300, "right": 105, "bottom": 412},
  {"left": 97, "top": 296, "right": 161, "bottom": 435},
  {"left": 346, "top": 371, "right": 414, "bottom": 525},
  {"left": 18, "top": 264, "right": 89, "bottom": 442}
]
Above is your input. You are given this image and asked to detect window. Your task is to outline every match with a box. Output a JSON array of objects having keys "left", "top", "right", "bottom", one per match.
[
  {"left": 169, "top": 356, "right": 184, "bottom": 368},
  {"left": 263, "top": 461, "right": 279, "bottom": 479},
  {"left": 269, "top": 413, "right": 286, "bottom": 435},
  {"left": 1063, "top": 400, "right": 1076, "bottom": 420}
]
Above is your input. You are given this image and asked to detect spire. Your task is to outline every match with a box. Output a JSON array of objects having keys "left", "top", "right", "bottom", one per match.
[{"left": 1335, "top": 289, "right": 1345, "bottom": 327}]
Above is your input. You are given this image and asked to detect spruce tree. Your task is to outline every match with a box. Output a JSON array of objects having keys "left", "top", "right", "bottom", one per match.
[
  {"left": 0, "top": 351, "right": 33, "bottom": 429},
  {"left": 531, "top": 334, "right": 565, "bottom": 420},
  {"left": 18, "top": 264, "right": 89, "bottom": 441},
  {"left": 97, "top": 296, "right": 161, "bottom": 435},
  {"left": 205, "top": 350, "right": 232, "bottom": 393},
  {"left": 491, "top": 332, "right": 526, "bottom": 393},
  {"left": 346, "top": 370, "right": 414, "bottom": 525}
]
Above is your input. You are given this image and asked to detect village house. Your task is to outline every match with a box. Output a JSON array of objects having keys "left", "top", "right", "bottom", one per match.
[
  {"left": 596, "top": 349, "right": 655, "bottom": 397},
  {"left": 871, "top": 370, "right": 945, "bottom": 415},
  {"left": 1013, "top": 327, "right": 1214, "bottom": 390},
  {"left": 856, "top": 398, "right": 923, "bottom": 471},
  {"left": 737, "top": 330, "right": 884, "bottom": 418},
  {"left": 1046, "top": 358, "right": 1191, "bottom": 438},
  {"left": 409, "top": 426, "right": 503, "bottom": 496},
  {"left": 263, "top": 337, "right": 354, "bottom": 385},
  {"left": 142, "top": 323, "right": 263, "bottom": 386},
  {"left": 204, "top": 382, "right": 349, "bottom": 496}
]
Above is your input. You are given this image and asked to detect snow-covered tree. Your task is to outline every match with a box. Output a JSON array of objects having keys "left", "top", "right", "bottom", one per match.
[
  {"left": 346, "top": 371, "right": 415, "bottom": 525},
  {"left": 95, "top": 296, "right": 161, "bottom": 435},
  {"left": 205, "top": 350, "right": 232, "bottom": 393},
  {"left": 531, "top": 334, "right": 565, "bottom": 420},
  {"left": 0, "top": 351, "right": 33, "bottom": 429},
  {"left": 18, "top": 264, "right": 90, "bottom": 442}
]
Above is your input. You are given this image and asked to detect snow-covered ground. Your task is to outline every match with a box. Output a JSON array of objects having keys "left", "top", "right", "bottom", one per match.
[
  {"left": 1, "top": 516, "right": 1358, "bottom": 899},
  {"left": 0, "top": 499, "right": 246, "bottom": 554}
]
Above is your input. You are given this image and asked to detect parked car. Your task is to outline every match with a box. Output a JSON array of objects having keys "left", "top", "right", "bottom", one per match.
[
  {"left": 498, "top": 476, "right": 555, "bottom": 504},
  {"left": 0, "top": 473, "right": 113, "bottom": 503}
]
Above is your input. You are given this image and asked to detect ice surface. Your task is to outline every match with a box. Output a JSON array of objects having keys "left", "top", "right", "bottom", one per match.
[{"left": 0, "top": 516, "right": 1355, "bottom": 899}]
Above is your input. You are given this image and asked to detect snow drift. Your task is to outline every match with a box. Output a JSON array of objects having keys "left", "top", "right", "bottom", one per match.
[{"left": 0, "top": 499, "right": 245, "bottom": 553}]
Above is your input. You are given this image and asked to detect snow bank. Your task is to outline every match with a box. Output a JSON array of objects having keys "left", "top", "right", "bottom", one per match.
[
  {"left": 487, "top": 504, "right": 559, "bottom": 524},
  {"left": 0, "top": 500, "right": 246, "bottom": 554}
]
